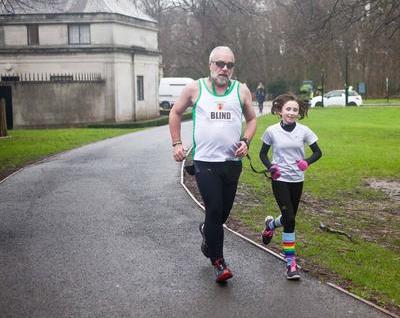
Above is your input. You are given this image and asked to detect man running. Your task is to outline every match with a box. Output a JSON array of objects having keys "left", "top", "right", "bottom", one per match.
[{"left": 169, "top": 46, "right": 257, "bottom": 283}]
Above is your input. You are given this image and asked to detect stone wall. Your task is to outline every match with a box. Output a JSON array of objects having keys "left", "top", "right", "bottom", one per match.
[{"left": 9, "top": 81, "right": 108, "bottom": 128}]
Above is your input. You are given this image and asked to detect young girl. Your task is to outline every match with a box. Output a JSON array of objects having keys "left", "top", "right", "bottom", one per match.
[{"left": 259, "top": 94, "right": 322, "bottom": 280}]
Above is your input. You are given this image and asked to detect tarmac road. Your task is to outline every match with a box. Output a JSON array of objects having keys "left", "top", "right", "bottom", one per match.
[{"left": 0, "top": 121, "right": 390, "bottom": 318}]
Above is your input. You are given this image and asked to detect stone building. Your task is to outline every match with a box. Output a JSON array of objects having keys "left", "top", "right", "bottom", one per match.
[{"left": 0, "top": 0, "right": 160, "bottom": 128}]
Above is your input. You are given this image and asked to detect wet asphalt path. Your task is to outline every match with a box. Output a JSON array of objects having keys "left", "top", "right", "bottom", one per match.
[{"left": 0, "top": 121, "right": 388, "bottom": 318}]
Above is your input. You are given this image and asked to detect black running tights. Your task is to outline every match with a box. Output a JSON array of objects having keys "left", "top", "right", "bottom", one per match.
[
  {"left": 194, "top": 160, "right": 242, "bottom": 263},
  {"left": 271, "top": 180, "right": 303, "bottom": 233}
]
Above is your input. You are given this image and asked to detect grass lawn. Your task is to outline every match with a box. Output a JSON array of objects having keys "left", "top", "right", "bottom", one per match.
[
  {"left": 233, "top": 106, "right": 400, "bottom": 310},
  {"left": 0, "top": 128, "right": 140, "bottom": 179},
  {"left": 363, "top": 98, "right": 400, "bottom": 105}
]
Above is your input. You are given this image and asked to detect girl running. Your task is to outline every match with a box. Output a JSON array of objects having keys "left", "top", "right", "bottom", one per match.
[{"left": 259, "top": 93, "right": 322, "bottom": 280}]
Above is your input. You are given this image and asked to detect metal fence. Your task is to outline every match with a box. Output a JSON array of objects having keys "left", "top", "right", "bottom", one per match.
[{"left": 0, "top": 72, "right": 104, "bottom": 83}]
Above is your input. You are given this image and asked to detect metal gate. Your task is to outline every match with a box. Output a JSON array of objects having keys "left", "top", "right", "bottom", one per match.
[{"left": 0, "top": 86, "right": 13, "bottom": 130}]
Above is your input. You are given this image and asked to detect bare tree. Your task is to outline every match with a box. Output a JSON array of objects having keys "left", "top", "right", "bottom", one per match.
[
  {"left": 0, "top": 0, "right": 63, "bottom": 13},
  {"left": 138, "top": 0, "right": 400, "bottom": 96},
  {"left": 313, "top": 0, "right": 400, "bottom": 39},
  {"left": 265, "top": 0, "right": 400, "bottom": 96}
]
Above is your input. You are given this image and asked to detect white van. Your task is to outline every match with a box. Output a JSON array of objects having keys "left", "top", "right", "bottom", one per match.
[{"left": 159, "top": 77, "right": 194, "bottom": 109}]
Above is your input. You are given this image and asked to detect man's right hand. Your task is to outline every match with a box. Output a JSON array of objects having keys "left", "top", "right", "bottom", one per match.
[{"left": 173, "top": 144, "right": 186, "bottom": 162}]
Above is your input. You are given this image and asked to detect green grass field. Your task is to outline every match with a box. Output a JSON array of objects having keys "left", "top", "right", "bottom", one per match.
[
  {"left": 363, "top": 98, "right": 400, "bottom": 105},
  {"left": 0, "top": 128, "right": 140, "bottom": 177},
  {"left": 233, "top": 106, "right": 400, "bottom": 309}
]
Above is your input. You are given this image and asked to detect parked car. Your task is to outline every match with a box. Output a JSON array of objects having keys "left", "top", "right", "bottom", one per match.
[
  {"left": 159, "top": 77, "right": 194, "bottom": 109},
  {"left": 310, "top": 90, "right": 363, "bottom": 107}
]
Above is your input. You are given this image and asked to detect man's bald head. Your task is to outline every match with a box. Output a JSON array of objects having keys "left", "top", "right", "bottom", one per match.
[{"left": 209, "top": 46, "right": 235, "bottom": 64}]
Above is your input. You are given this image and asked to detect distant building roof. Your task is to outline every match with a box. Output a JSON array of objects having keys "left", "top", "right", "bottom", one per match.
[{"left": 0, "top": 0, "right": 156, "bottom": 23}]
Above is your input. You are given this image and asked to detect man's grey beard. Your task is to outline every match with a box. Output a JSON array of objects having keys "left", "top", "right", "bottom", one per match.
[{"left": 211, "top": 74, "right": 229, "bottom": 87}]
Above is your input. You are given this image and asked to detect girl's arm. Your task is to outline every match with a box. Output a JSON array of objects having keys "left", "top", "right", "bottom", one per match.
[
  {"left": 305, "top": 142, "right": 322, "bottom": 165},
  {"left": 259, "top": 142, "right": 272, "bottom": 169}
]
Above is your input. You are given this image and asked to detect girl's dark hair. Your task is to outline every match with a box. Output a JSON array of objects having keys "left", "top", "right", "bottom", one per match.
[{"left": 271, "top": 93, "right": 308, "bottom": 119}]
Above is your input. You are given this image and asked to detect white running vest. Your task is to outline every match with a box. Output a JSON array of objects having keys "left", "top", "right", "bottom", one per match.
[{"left": 192, "top": 78, "right": 243, "bottom": 162}]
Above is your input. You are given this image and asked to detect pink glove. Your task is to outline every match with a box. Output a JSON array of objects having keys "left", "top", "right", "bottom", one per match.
[
  {"left": 269, "top": 164, "right": 281, "bottom": 180},
  {"left": 296, "top": 159, "right": 309, "bottom": 171}
]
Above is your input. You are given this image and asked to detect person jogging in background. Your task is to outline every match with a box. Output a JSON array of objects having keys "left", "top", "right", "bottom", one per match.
[
  {"left": 259, "top": 93, "right": 322, "bottom": 280},
  {"left": 169, "top": 46, "right": 257, "bottom": 283},
  {"left": 255, "top": 82, "right": 266, "bottom": 114}
]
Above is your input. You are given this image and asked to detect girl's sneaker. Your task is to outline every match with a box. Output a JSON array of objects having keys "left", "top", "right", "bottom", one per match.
[
  {"left": 261, "top": 216, "right": 274, "bottom": 245},
  {"left": 286, "top": 260, "right": 301, "bottom": 280}
]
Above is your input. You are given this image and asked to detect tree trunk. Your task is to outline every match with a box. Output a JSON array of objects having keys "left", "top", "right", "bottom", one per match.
[{"left": 0, "top": 98, "right": 7, "bottom": 137}]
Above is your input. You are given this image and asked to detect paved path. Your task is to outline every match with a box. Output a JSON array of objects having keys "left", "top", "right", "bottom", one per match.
[
  {"left": 253, "top": 101, "right": 271, "bottom": 116},
  {"left": 0, "top": 122, "right": 389, "bottom": 318}
]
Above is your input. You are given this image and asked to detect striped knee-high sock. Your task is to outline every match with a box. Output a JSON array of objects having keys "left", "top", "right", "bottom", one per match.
[{"left": 282, "top": 232, "right": 296, "bottom": 266}]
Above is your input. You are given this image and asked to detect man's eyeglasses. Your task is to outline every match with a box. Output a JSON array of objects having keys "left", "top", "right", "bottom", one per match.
[{"left": 211, "top": 60, "right": 235, "bottom": 69}]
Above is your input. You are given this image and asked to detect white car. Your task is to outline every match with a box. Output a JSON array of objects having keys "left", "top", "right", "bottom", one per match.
[{"left": 310, "top": 90, "right": 363, "bottom": 107}]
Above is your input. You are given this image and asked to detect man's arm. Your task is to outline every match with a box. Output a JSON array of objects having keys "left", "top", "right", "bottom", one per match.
[
  {"left": 168, "top": 80, "right": 198, "bottom": 162},
  {"left": 235, "top": 83, "right": 257, "bottom": 157}
]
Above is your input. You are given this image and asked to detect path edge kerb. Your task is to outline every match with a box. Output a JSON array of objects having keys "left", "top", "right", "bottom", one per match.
[{"left": 179, "top": 154, "right": 399, "bottom": 318}]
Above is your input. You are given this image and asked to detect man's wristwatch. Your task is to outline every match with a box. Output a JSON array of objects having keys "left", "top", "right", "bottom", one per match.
[
  {"left": 240, "top": 137, "right": 250, "bottom": 148},
  {"left": 172, "top": 140, "right": 182, "bottom": 147}
]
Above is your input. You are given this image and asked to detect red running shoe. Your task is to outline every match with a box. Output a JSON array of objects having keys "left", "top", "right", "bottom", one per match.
[{"left": 213, "top": 258, "right": 233, "bottom": 283}]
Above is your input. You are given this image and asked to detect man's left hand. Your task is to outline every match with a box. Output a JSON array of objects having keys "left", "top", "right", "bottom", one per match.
[{"left": 234, "top": 141, "right": 248, "bottom": 158}]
